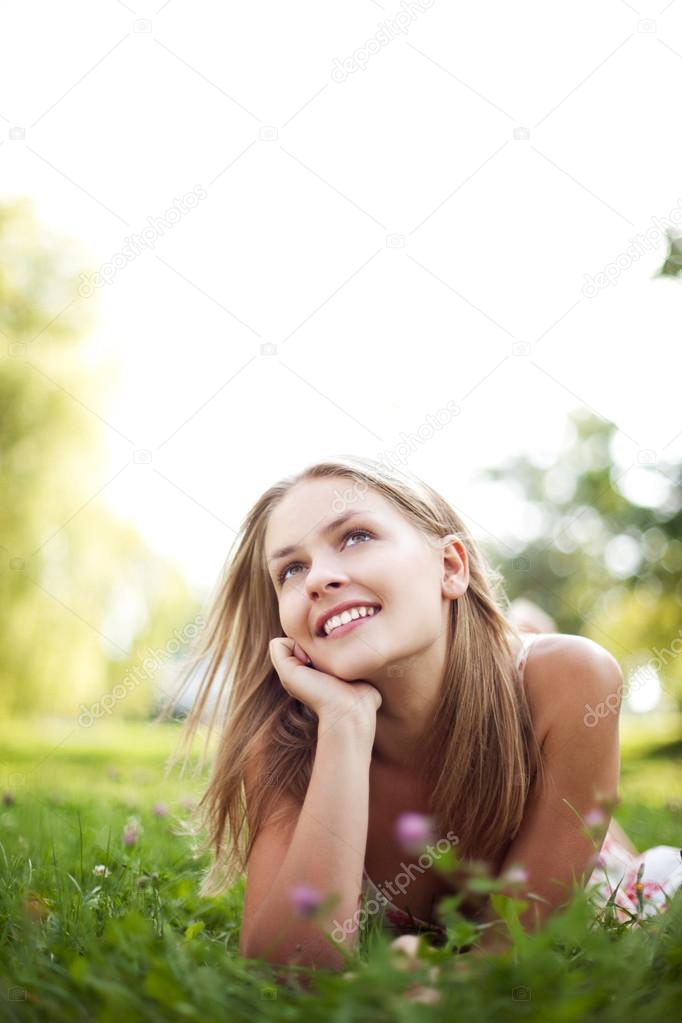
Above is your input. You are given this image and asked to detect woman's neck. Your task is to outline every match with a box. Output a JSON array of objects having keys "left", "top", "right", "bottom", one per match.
[
  {"left": 371, "top": 711, "right": 433, "bottom": 771},
  {"left": 370, "top": 631, "right": 526, "bottom": 771}
]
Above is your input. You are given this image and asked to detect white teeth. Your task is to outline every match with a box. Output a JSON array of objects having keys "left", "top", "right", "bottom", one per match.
[{"left": 323, "top": 605, "right": 378, "bottom": 636}]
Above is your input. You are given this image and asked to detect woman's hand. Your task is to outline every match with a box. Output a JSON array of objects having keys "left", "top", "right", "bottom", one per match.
[{"left": 269, "top": 636, "right": 382, "bottom": 738}]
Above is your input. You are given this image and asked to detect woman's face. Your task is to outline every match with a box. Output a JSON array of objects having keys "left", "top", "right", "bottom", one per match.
[{"left": 264, "top": 477, "right": 468, "bottom": 681}]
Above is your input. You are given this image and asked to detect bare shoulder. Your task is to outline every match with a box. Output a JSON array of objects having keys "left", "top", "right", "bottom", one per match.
[{"left": 521, "top": 633, "right": 624, "bottom": 746}]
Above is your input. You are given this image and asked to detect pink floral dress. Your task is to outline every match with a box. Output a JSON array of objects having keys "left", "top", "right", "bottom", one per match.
[{"left": 585, "top": 828, "right": 682, "bottom": 924}]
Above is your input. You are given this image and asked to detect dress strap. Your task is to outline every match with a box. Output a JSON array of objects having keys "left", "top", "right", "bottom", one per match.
[{"left": 515, "top": 632, "right": 539, "bottom": 676}]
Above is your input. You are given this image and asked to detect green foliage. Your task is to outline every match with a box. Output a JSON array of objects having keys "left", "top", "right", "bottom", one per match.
[
  {"left": 0, "top": 718, "right": 681, "bottom": 1020},
  {"left": 0, "top": 198, "right": 200, "bottom": 717},
  {"left": 656, "top": 230, "right": 682, "bottom": 279},
  {"left": 478, "top": 408, "right": 682, "bottom": 707}
]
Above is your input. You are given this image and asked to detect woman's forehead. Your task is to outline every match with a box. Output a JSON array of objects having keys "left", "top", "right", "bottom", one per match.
[
  {"left": 273, "top": 479, "right": 385, "bottom": 518},
  {"left": 265, "top": 483, "right": 401, "bottom": 548}
]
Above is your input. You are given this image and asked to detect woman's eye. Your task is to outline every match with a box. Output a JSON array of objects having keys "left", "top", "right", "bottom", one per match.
[{"left": 278, "top": 528, "right": 373, "bottom": 584}]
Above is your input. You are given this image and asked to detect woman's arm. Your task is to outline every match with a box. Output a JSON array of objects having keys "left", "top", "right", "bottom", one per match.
[
  {"left": 472, "top": 636, "right": 624, "bottom": 954},
  {"left": 240, "top": 713, "right": 375, "bottom": 971}
]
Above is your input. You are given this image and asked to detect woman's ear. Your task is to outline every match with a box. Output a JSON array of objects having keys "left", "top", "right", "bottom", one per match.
[{"left": 441, "top": 536, "right": 469, "bottom": 600}]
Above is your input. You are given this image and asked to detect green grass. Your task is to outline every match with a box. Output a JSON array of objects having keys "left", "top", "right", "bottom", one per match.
[{"left": 1, "top": 713, "right": 681, "bottom": 1021}]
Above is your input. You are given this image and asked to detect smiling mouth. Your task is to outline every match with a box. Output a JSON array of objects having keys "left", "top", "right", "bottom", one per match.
[{"left": 318, "top": 606, "right": 382, "bottom": 638}]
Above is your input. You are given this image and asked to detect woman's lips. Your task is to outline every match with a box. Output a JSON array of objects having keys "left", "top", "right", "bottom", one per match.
[{"left": 320, "top": 608, "right": 381, "bottom": 640}]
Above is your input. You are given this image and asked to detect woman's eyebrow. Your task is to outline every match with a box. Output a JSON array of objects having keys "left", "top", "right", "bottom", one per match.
[{"left": 267, "top": 510, "right": 379, "bottom": 564}]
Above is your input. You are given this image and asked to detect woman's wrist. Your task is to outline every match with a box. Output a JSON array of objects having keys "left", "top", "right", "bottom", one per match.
[{"left": 316, "top": 705, "right": 377, "bottom": 748}]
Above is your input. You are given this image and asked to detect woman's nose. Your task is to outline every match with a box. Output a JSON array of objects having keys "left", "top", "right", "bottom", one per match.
[{"left": 304, "top": 565, "right": 347, "bottom": 596}]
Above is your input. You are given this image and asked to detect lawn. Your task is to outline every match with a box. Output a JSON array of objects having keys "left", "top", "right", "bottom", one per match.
[{"left": 1, "top": 712, "right": 681, "bottom": 1021}]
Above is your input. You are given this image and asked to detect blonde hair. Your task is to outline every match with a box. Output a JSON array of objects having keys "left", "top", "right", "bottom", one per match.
[{"left": 160, "top": 455, "right": 546, "bottom": 897}]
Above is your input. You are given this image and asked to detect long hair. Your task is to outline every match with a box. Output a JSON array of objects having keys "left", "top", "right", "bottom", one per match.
[{"left": 159, "top": 455, "right": 546, "bottom": 897}]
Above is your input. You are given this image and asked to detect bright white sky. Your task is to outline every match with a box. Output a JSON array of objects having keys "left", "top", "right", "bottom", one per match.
[{"left": 2, "top": 0, "right": 682, "bottom": 595}]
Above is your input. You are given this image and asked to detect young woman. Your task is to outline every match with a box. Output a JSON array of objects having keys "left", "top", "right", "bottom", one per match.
[{"left": 165, "top": 456, "right": 682, "bottom": 970}]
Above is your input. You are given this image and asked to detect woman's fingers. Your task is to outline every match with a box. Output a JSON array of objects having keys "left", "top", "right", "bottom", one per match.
[
  {"left": 268, "top": 635, "right": 381, "bottom": 727},
  {"left": 292, "top": 640, "right": 312, "bottom": 665}
]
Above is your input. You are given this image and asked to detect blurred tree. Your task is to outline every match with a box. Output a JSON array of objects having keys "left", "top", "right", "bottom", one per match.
[
  {"left": 656, "top": 230, "right": 682, "bottom": 279},
  {"left": 478, "top": 409, "right": 682, "bottom": 709},
  {"left": 0, "top": 198, "right": 200, "bottom": 718}
]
